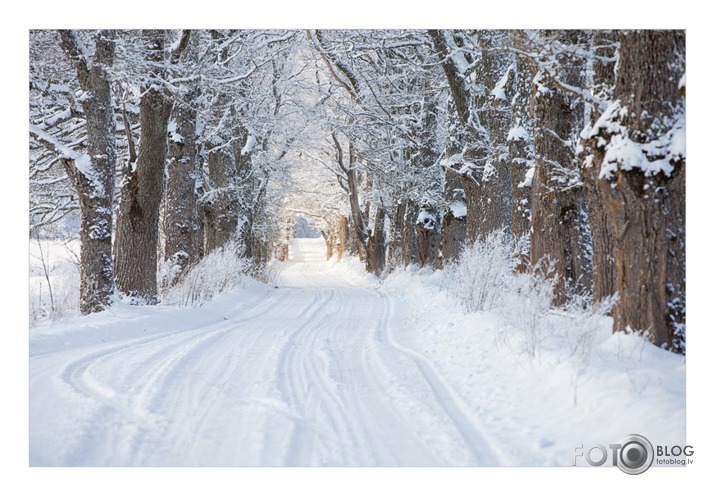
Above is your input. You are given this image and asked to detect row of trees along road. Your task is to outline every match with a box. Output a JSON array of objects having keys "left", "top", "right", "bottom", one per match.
[{"left": 29, "top": 30, "right": 685, "bottom": 353}]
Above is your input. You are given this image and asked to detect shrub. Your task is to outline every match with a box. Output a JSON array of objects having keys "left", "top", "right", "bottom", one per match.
[
  {"left": 29, "top": 236, "right": 81, "bottom": 324},
  {"left": 498, "top": 257, "right": 558, "bottom": 359},
  {"left": 443, "top": 229, "right": 528, "bottom": 313},
  {"left": 444, "top": 229, "right": 617, "bottom": 365},
  {"left": 162, "top": 240, "right": 251, "bottom": 307}
]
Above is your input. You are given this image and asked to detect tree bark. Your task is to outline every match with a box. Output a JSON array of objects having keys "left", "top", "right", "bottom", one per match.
[
  {"left": 322, "top": 229, "right": 336, "bottom": 260},
  {"left": 438, "top": 96, "right": 467, "bottom": 268},
  {"left": 249, "top": 193, "right": 271, "bottom": 268},
  {"left": 429, "top": 29, "right": 509, "bottom": 244},
  {"left": 583, "top": 30, "right": 618, "bottom": 302},
  {"left": 466, "top": 30, "right": 514, "bottom": 241},
  {"left": 415, "top": 94, "right": 442, "bottom": 268},
  {"left": 585, "top": 30, "right": 685, "bottom": 352},
  {"left": 402, "top": 200, "right": 420, "bottom": 267},
  {"left": 346, "top": 140, "right": 368, "bottom": 249},
  {"left": 338, "top": 213, "right": 349, "bottom": 260},
  {"left": 416, "top": 205, "right": 440, "bottom": 268},
  {"left": 366, "top": 207, "right": 386, "bottom": 274},
  {"left": 507, "top": 30, "right": 536, "bottom": 271},
  {"left": 201, "top": 130, "right": 239, "bottom": 255},
  {"left": 163, "top": 32, "right": 203, "bottom": 286},
  {"left": 427, "top": 30, "right": 471, "bottom": 128},
  {"left": 235, "top": 126, "right": 257, "bottom": 259},
  {"left": 114, "top": 30, "right": 173, "bottom": 304},
  {"left": 530, "top": 30, "right": 592, "bottom": 303},
  {"left": 57, "top": 30, "right": 117, "bottom": 314},
  {"left": 387, "top": 201, "right": 405, "bottom": 267},
  {"left": 163, "top": 85, "right": 202, "bottom": 285}
]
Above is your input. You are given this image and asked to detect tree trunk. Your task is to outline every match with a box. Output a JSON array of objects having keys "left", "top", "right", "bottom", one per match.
[
  {"left": 346, "top": 141, "right": 368, "bottom": 250},
  {"left": 507, "top": 30, "right": 535, "bottom": 271},
  {"left": 530, "top": 30, "right": 592, "bottom": 303},
  {"left": 585, "top": 30, "right": 685, "bottom": 352},
  {"left": 233, "top": 125, "right": 255, "bottom": 258},
  {"left": 438, "top": 96, "right": 467, "bottom": 268},
  {"left": 438, "top": 174, "right": 467, "bottom": 269},
  {"left": 338, "top": 213, "right": 349, "bottom": 260},
  {"left": 366, "top": 207, "right": 386, "bottom": 275},
  {"left": 583, "top": 30, "right": 618, "bottom": 302},
  {"left": 114, "top": 30, "right": 173, "bottom": 304},
  {"left": 201, "top": 142, "right": 239, "bottom": 254},
  {"left": 57, "top": 30, "right": 117, "bottom": 314},
  {"left": 466, "top": 30, "right": 514, "bottom": 241},
  {"left": 429, "top": 29, "right": 508, "bottom": 244},
  {"left": 387, "top": 201, "right": 405, "bottom": 267},
  {"left": 163, "top": 86, "right": 202, "bottom": 285},
  {"left": 163, "top": 32, "right": 202, "bottom": 286},
  {"left": 415, "top": 94, "right": 442, "bottom": 268},
  {"left": 416, "top": 206, "right": 440, "bottom": 268},
  {"left": 322, "top": 230, "right": 335, "bottom": 259},
  {"left": 249, "top": 196, "right": 270, "bottom": 268},
  {"left": 402, "top": 200, "right": 420, "bottom": 267}
]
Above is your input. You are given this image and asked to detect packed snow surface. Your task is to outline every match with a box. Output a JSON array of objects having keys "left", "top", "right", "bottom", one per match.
[{"left": 30, "top": 239, "right": 684, "bottom": 466}]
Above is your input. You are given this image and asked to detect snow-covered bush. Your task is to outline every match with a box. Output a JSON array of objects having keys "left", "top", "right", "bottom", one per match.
[
  {"left": 556, "top": 291, "right": 618, "bottom": 357},
  {"left": 29, "top": 237, "right": 81, "bottom": 324},
  {"left": 497, "top": 257, "right": 558, "bottom": 359},
  {"left": 162, "top": 239, "right": 251, "bottom": 307},
  {"left": 556, "top": 292, "right": 618, "bottom": 404},
  {"left": 253, "top": 260, "right": 280, "bottom": 287},
  {"left": 445, "top": 230, "right": 595, "bottom": 361},
  {"left": 445, "top": 229, "right": 618, "bottom": 365},
  {"left": 443, "top": 229, "right": 528, "bottom": 313}
]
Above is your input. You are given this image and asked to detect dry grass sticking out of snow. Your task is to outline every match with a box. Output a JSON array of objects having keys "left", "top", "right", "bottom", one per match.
[{"left": 29, "top": 237, "right": 81, "bottom": 324}]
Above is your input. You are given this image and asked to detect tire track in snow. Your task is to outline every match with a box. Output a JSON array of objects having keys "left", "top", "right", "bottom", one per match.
[
  {"left": 333, "top": 287, "right": 471, "bottom": 465},
  {"left": 350, "top": 291, "right": 445, "bottom": 465},
  {"left": 281, "top": 298, "right": 362, "bottom": 465},
  {"left": 275, "top": 260, "right": 388, "bottom": 465},
  {"left": 54, "top": 291, "right": 295, "bottom": 464},
  {"left": 59, "top": 323, "right": 252, "bottom": 464},
  {"left": 59, "top": 287, "right": 288, "bottom": 409},
  {"left": 276, "top": 284, "right": 343, "bottom": 465},
  {"left": 274, "top": 255, "right": 508, "bottom": 466},
  {"left": 316, "top": 289, "right": 430, "bottom": 465},
  {"left": 372, "top": 288, "right": 511, "bottom": 466}
]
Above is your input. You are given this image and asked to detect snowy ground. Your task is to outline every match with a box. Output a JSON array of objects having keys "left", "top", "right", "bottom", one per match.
[{"left": 29, "top": 238, "right": 685, "bottom": 467}]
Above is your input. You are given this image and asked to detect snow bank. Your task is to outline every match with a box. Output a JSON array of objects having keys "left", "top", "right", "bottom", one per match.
[
  {"left": 379, "top": 262, "right": 685, "bottom": 466},
  {"left": 30, "top": 276, "right": 273, "bottom": 359}
]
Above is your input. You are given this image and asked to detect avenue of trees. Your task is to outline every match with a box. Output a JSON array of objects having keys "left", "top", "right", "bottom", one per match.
[{"left": 29, "top": 29, "right": 685, "bottom": 353}]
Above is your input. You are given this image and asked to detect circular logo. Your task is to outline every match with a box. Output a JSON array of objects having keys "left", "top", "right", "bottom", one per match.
[{"left": 617, "top": 434, "right": 654, "bottom": 475}]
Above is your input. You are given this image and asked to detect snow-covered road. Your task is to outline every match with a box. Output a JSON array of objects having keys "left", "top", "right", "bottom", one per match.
[{"left": 30, "top": 239, "right": 507, "bottom": 466}]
